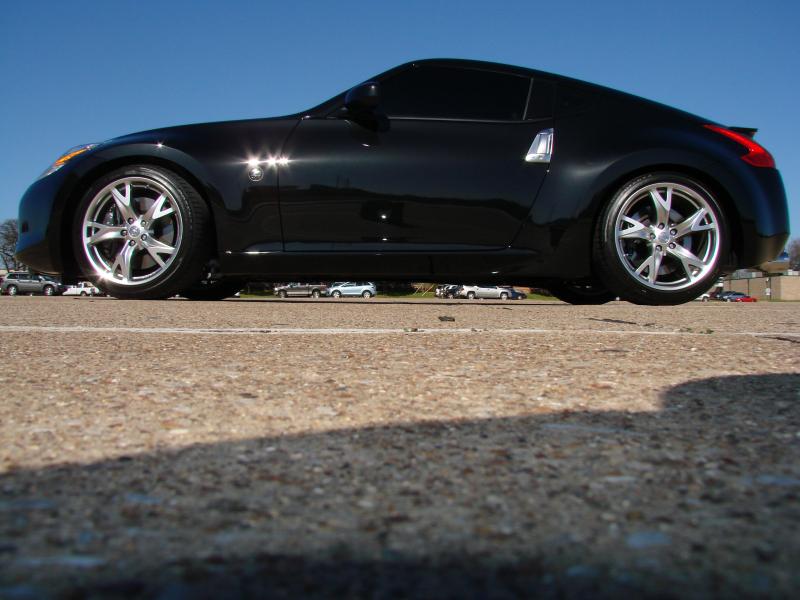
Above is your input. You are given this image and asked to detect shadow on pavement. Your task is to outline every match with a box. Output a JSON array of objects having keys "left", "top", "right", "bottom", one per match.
[{"left": 1, "top": 374, "right": 798, "bottom": 598}]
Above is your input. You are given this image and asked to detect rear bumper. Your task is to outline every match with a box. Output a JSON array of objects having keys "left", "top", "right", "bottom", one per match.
[{"left": 732, "top": 167, "right": 790, "bottom": 268}]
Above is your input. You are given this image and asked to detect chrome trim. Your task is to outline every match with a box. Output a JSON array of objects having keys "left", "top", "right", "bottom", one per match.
[{"left": 525, "top": 128, "right": 554, "bottom": 163}]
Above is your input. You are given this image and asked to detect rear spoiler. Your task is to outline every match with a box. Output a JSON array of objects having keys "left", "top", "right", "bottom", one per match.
[{"left": 729, "top": 126, "right": 758, "bottom": 139}]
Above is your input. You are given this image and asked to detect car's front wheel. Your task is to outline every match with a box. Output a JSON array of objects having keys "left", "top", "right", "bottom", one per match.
[
  {"left": 332, "top": 291, "right": 342, "bottom": 299},
  {"left": 6, "top": 285, "right": 18, "bottom": 296},
  {"left": 311, "top": 289, "right": 321, "bottom": 299},
  {"left": 43, "top": 285, "right": 55, "bottom": 296},
  {"left": 594, "top": 173, "right": 727, "bottom": 306},
  {"left": 467, "top": 291, "right": 476, "bottom": 299},
  {"left": 73, "top": 165, "right": 211, "bottom": 300},
  {"left": 362, "top": 290, "right": 372, "bottom": 298}
]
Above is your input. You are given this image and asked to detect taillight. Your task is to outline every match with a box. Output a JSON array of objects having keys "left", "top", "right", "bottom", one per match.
[{"left": 704, "top": 124, "right": 775, "bottom": 168}]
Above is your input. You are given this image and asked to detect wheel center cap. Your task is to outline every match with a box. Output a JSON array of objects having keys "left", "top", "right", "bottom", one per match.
[
  {"left": 128, "top": 225, "right": 142, "bottom": 237},
  {"left": 656, "top": 230, "right": 670, "bottom": 244}
]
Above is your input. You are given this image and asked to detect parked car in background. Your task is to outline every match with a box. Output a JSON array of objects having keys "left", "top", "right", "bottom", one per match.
[
  {"left": 63, "top": 281, "right": 102, "bottom": 296},
  {"left": 715, "top": 291, "right": 738, "bottom": 302},
  {"left": 442, "top": 284, "right": 460, "bottom": 299},
  {"left": 328, "top": 282, "right": 376, "bottom": 298},
  {"left": 273, "top": 282, "right": 328, "bottom": 298},
  {"left": 457, "top": 285, "right": 526, "bottom": 300},
  {"left": 435, "top": 284, "right": 460, "bottom": 298},
  {"left": 1, "top": 272, "right": 65, "bottom": 296},
  {"left": 724, "top": 292, "right": 757, "bottom": 302}
]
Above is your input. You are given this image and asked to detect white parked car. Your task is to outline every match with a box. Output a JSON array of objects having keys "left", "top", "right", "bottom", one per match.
[
  {"left": 456, "top": 285, "right": 525, "bottom": 300},
  {"left": 63, "top": 281, "right": 102, "bottom": 296},
  {"left": 328, "top": 282, "right": 377, "bottom": 298}
]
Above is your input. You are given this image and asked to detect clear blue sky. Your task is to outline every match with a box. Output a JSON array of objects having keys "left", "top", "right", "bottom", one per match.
[{"left": 1, "top": 0, "right": 798, "bottom": 242}]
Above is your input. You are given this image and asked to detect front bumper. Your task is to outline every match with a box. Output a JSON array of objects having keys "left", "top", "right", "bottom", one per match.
[{"left": 16, "top": 168, "right": 73, "bottom": 275}]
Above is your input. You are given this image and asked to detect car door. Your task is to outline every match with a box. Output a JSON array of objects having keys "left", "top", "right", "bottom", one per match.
[
  {"left": 279, "top": 64, "right": 554, "bottom": 253},
  {"left": 19, "top": 274, "right": 34, "bottom": 293}
]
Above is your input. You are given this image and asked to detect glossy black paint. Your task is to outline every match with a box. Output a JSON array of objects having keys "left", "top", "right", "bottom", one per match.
[{"left": 17, "top": 59, "right": 789, "bottom": 284}]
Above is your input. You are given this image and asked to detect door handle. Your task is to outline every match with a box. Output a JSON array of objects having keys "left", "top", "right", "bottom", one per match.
[{"left": 525, "top": 128, "right": 554, "bottom": 163}]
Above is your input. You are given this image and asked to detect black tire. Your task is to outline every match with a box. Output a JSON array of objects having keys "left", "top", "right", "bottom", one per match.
[
  {"left": 547, "top": 281, "right": 616, "bottom": 305},
  {"left": 362, "top": 290, "right": 372, "bottom": 298},
  {"left": 80, "top": 291, "right": 88, "bottom": 296},
  {"left": 7, "top": 285, "right": 18, "bottom": 296},
  {"left": 311, "top": 289, "right": 321, "bottom": 299},
  {"left": 593, "top": 172, "right": 728, "bottom": 306},
  {"left": 181, "top": 279, "right": 243, "bottom": 301},
  {"left": 467, "top": 291, "right": 476, "bottom": 299},
  {"left": 43, "top": 285, "right": 55, "bottom": 296},
  {"left": 72, "top": 165, "right": 211, "bottom": 300},
  {"left": 332, "top": 291, "right": 342, "bottom": 299}
]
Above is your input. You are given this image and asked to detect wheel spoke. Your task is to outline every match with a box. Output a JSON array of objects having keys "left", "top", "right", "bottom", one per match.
[
  {"left": 635, "top": 247, "right": 663, "bottom": 283},
  {"left": 111, "top": 244, "right": 136, "bottom": 281},
  {"left": 649, "top": 186, "right": 673, "bottom": 226},
  {"left": 141, "top": 237, "right": 176, "bottom": 268},
  {"left": 85, "top": 222, "right": 126, "bottom": 245},
  {"left": 667, "top": 243, "right": 705, "bottom": 282},
  {"left": 672, "top": 208, "right": 716, "bottom": 239},
  {"left": 142, "top": 194, "right": 174, "bottom": 223},
  {"left": 618, "top": 216, "right": 650, "bottom": 240},
  {"left": 110, "top": 183, "right": 137, "bottom": 222}
]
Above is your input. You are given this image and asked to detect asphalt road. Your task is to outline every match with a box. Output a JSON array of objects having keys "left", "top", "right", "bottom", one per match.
[{"left": 1, "top": 296, "right": 799, "bottom": 598}]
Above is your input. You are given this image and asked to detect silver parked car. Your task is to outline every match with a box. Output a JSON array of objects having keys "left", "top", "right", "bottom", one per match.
[
  {"left": 1, "top": 272, "right": 65, "bottom": 296},
  {"left": 457, "top": 285, "right": 525, "bottom": 300},
  {"left": 328, "top": 282, "right": 377, "bottom": 299}
]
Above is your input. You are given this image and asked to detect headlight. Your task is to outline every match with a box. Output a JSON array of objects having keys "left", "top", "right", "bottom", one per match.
[{"left": 41, "top": 143, "right": 98, "bottom": 177}]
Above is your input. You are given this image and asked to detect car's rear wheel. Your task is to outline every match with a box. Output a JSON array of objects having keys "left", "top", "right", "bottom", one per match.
[
  {"left": 277, "top": 290, "right": 288, "bottom": 298},
  {"left": 362, "top": 290, "right": 372, "bottom": 298},
  {"left": 7, "top": 285, "right": 18, "bottom": 296},
  {"left": 181, "top": 278, "right": 243, "bottom": 301},
  {"left": 500, "top": 292, "right": 509, "bottom": 300},
  {"left": 43, "top": 285, "right": 55, "bottom": 296},
  {"left": 547, "top": 281, "right": 616, "bottom": 305},
  {"left": 311, "top": 289, "right": 321, "bottom": 298},
  {"left": 467, "top": 291, "right": 476, "bottom": 299},
  {"left": 74, "top": 165, "right": 210, "bottom": 300},
  {"left": 332, "top": 291, "right": 342, "bottom": 298},
  {"left": 594, "top": 173, "right": 727, "bottom": 306}
]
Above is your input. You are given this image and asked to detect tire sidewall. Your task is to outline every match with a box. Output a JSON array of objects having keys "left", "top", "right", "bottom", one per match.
[
  {"left": 595, "top": 172, "right": 729, "bottom": 306},
  {"left": 72, "top": 165, "right": 209, "bottom": 300}
]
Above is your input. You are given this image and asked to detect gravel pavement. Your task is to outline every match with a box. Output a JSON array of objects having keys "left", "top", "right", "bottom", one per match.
[{"left": 0, "top": 296, "right": 799, "bottom": 598}]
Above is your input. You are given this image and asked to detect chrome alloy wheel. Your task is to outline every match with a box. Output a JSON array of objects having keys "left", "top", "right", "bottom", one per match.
[
  {"left": 80, "top": 177, "right": 184, "bottom": 285},
  {"left": 614, "top": 182, "right": 720, "bottom": 291}
]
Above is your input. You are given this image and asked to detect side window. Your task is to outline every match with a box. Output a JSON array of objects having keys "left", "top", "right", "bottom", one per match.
[{"left": 380, "top": 66, "right": 530, "bottom": 121}]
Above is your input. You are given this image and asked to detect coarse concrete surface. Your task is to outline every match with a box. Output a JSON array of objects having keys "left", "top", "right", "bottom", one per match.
[{"left": 0, "top": 296, "right": 799, "bottom": 598}]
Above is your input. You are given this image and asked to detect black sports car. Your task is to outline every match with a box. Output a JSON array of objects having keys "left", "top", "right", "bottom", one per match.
[{"left": 16, "top": 59, "right": 788, "bottom": 304}]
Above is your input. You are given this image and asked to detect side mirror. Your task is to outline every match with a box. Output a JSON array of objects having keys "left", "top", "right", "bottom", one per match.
[{"left": 344, "top": 81, "right": 380, "bottom": 113}]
